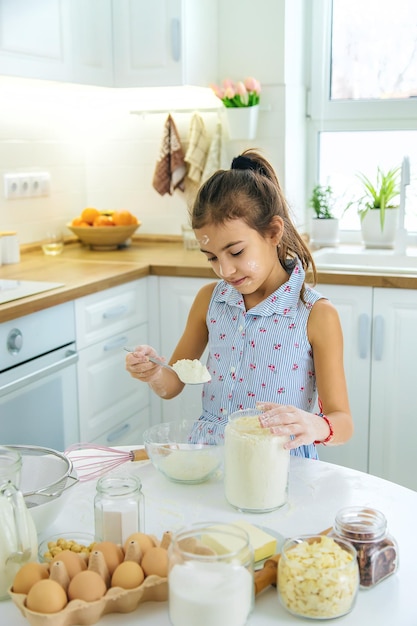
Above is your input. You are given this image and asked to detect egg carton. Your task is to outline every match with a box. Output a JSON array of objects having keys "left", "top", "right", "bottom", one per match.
[{"left": 8, "top": 574, "right": 168, "bottom": 626}]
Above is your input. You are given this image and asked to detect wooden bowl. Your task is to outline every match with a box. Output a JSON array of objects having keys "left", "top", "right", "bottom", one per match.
[{"left": 67, "top": 222, "right": 141, "bottom": 250}]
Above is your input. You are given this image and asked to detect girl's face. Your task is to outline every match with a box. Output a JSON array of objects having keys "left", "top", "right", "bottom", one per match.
[{"left": 195, "top": 218, "right": 286, "bottom": 300}]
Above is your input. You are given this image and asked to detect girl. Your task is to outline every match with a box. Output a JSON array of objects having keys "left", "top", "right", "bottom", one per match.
[{"left": 126, "top": 150, "right": 353, "bottom": 458}]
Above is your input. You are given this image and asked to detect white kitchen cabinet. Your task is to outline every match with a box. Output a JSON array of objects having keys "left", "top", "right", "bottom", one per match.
[
  {"left": 154, "top": 276, "right": 215, "bottom": 422},
  {"left": 313, "top": 285, "right": 372, "bottom": 474},
  {"left": 0, "top": 0, "right": 217, "bottom": 88},
  {"left": 112, "top": 0, "right": 217, "bottom": 87},
  {"left": 317, "top": 283, "right": 417, "bottom": 491},
  {"left": 0, "top": 0, "right": 113, "bottom": 85},
  {"left": 75, "top": 279, "right": 151, "bottom": 445}
]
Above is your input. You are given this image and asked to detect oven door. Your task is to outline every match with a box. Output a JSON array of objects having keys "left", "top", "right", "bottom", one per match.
[{"left": 0, "top": 344, "right": 79, "bottom": 450}]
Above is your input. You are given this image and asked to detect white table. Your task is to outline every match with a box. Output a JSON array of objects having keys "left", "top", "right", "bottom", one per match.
[{"left": 2, "top": 455, "right": 416, "bottom": 625}]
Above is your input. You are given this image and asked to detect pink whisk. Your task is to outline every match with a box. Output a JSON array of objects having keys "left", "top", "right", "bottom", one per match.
[{"left": 64, "top": 443, "right": 149, "bottom": 482}]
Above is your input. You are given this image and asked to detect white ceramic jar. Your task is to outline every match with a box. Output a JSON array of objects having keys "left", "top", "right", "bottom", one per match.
[{"left": 224, "top": 409, "right": 290, "bottom": 513}]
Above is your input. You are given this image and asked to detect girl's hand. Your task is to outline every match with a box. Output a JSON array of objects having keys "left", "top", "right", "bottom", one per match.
[
  {"left": 257, "top": 402, "right": 330, "bottom": 450},
  {"left": 125, "top": 344, "right": 165, "bottom": 383}
]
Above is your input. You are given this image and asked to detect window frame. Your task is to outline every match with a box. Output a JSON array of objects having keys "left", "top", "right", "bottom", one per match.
[{"left": 307, "top": 0, "right": 417, "bottom": 242}]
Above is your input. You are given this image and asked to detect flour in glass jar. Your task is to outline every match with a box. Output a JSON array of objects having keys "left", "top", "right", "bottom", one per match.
[{"left": 168, "top": 560, "right": 253, "bottom": 626}]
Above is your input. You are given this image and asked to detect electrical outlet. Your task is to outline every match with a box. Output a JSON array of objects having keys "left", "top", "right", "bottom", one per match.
[{"left": 4, "top": 172, "right": 50, "bottom": 199}]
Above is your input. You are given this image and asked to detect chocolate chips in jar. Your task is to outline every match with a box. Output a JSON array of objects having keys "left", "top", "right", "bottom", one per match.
[{"left": 330, "top": 507, "right": 399, "bottom": 588}]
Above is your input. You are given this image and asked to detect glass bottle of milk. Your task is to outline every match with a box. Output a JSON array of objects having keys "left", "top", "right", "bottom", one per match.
[{"left": 224, "top": 409, "right": 290, "bottom": 513}]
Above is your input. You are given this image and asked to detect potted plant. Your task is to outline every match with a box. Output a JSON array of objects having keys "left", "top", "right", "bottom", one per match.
[
  {"left": 309, "top": 184, "right": 339, "bottom": 247},
  {"left": 210, "top": 77, "right": 261, "bottom": 140},
  {"left": 348, "top": 166, "right": 401, "bottom": 249}
]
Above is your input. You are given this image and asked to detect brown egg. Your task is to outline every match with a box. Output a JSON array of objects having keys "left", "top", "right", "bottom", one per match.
[
  {"left": 13, "top": 562, "right": 49, "bottom": 595},
  {"left": 68, "top": 570, "right": 107, "bottom": 602},
  {"left": 51, "top": 549, "right": 86, "bottom": 580},
  {"left": 93, "top": 541, "right": 124, "bottom": 575},
  {"left": 111, "top": 561, "right": 145, "bottom": 589},
  {"left": 26, "top": 579, "right": 68, "bottom": 613},
  {"left": 141, "top": 546, "right": 168, "bottom": 578},
  {"left": 123, "top": 532, "right": 154, "bottom": 556}
]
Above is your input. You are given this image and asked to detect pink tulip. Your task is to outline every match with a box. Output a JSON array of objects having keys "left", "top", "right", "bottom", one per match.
[
  {"left": 236, "top": 81, "right": 248, "bottom": 96},
  {"left": 224, "top": 85, "right": 236, "bottom": 99},
  {"left": 210, "top": 83, "right": 224, "bottom": 99},
  {"left": 244, "top": 76, "right": 261, "bottom": 94},
  {"left": 222, "top": 78, "right": 235, "bottom": 89}
]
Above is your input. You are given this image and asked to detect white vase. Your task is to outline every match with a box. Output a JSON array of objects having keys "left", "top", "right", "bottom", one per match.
[
  {"left": 225, "top": 105, "right": 259, "bottom": 140},
  {"left": 360, "top": 209, "right": 399, "bottom": 249},
  {"left": 310, "top": 218, "right": 339, "bottom": 248}
]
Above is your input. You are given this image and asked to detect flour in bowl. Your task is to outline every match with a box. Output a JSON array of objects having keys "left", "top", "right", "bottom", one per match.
[
  {"left": 158, "top": 449, "right": 220, "bottom": 482},
  {"left": 172, "top": 359, "right": 211, "bottom": 384}
]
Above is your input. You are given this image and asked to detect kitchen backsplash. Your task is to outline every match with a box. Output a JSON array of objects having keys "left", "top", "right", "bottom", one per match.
[{"left": 0, "top": 76, "right": 285, "bottom": 245}]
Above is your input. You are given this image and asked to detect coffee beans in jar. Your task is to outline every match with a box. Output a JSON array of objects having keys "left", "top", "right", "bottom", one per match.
[{"left": 330, "top": 507, "right": 398, "bottom": 588}]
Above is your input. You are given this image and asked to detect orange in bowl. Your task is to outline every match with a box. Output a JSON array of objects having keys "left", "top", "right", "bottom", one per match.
[
  {"left": 93, "top": 214, "right": 115, "bottom": 227},
  {"left": 81, "top": 207, "right": 100, "bottom": 225}
]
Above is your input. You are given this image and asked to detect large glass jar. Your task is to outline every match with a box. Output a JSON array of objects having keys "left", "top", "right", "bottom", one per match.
[
  {"left": 224, "top": 409, "right": 290, "bottom": 513},
  {"left": 278, "top": 534, "right": 359, "bottom": 619},
  {"left": 168, "top": 522, "right": 254, "bottom": 626},
  {"left": 330, "top": 506, "right": 399, "bottom": 588},
  {"left": 94, "top": 474, "right": 145, "bottom": 545}
]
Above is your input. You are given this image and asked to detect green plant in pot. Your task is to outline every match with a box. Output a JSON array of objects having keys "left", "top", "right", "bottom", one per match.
[
  {"left": 309, "top": 184, "right": 339, "bottom": 247},
  {"left": 347, "top": 165, "right": 401, "bottom": 249},
  {"left": 309, "top": 184, "right": 336, "bottom": 219}
]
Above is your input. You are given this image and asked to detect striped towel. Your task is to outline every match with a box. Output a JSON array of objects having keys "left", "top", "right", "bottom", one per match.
[
  {"left": 152, "top": 115, "right": 186, "bottom": 196},
  {"left": 202, "top": 121, "right": 222, "bottom": 182},
  {"left": 184, "top": 113, "right": 210, "bottom": 184}
]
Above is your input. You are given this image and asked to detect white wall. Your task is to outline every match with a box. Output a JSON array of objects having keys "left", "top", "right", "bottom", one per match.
[{"left": 0, "top": 0, "right": 307, "bottom": 245}]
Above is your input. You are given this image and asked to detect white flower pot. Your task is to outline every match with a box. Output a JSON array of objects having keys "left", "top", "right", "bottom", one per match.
[
  {"left": 310, "top": 218, "right": 339, "bottom": 248},
  {"left": 225, "top": 105, "right": 259, "bottom": 140},
  {"left": 360, "top": 209, "right": 399, "bottom": 249}
]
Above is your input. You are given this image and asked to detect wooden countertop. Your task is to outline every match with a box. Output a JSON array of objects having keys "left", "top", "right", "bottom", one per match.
[{"left": 1, "top": 237, "right": 416, "bottom": 323}]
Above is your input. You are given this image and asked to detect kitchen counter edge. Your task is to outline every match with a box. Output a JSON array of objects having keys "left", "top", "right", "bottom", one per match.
[{"left": 1, "top": 238, "right": 416, "bottom": 323}]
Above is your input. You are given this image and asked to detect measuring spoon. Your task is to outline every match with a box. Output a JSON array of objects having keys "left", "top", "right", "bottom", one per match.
[{"left": 123, "top": 348, "right": 210, "bottom": 385}]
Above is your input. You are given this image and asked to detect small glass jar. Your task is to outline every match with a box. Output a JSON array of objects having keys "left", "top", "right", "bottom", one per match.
[
  {"left": 224, "top": 409, "right": 290, "bottom": 513},
  {"left": 278, "top": 534, "right": 359, "bottom": 619},
  {"left": 168, "top": 522, "right": 254, "bottom": 626},
  {"left": 330, "top": 506, "right": 399, "bottom": 589},
  {"left": 94, "top": 474, "right": 145, "bottom": 545}
]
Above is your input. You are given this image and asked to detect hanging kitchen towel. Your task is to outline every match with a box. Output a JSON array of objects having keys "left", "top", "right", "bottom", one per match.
[
  {"left": 152, "top": 114, "right": 186, "bottom": 196},
  {"left": 201, "top": 121, "right": 222, "bottom": 182},
  {"left": 184, "top": 113, "right": 210, "bottom": 184}
]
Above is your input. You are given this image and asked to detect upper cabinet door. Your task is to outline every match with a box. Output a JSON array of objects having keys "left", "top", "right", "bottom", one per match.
[
  {"left": 0, "top": 0, "right": 72, "bottom": 81},
  {"left": 112, "top": 0, "right": 217, "bottom": 88},
  {"left": 70, "top": 0, "right": 113, "bottom": 86}
]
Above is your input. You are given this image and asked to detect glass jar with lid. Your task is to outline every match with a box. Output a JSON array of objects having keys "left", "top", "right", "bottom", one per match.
[
  {"left": 278, "top": 534, "right": 359, "bottom": 619},
  {"left": 224, "top": 409, "right": 290, "bottom": 513},
  {"left": 330, "top": 506, "right": 399, "bottom": 588},
  {"left": 94, "top": 474, "right": 145, "bottom": 545}
]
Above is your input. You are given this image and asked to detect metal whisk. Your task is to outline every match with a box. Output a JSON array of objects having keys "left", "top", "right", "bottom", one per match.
[{"left": 64, "top": 443, "right": 149, "bottom": 482}]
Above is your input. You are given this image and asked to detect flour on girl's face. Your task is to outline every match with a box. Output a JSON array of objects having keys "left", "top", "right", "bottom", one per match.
[
  {"left": 200, "top": 234, "right": 210, "bottom": 245},
  {"left": 247, "top": 259, "right": 260, "bottom": 272}
]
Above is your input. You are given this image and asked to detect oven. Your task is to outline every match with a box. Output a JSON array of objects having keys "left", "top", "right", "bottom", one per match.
[{"left": 0, "top": 301, "right": 79, "bottom": 450}]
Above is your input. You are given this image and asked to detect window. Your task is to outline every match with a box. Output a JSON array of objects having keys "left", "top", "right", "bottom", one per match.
[{"left": 308, "top": 0, "right": 417, "bottom": 239}]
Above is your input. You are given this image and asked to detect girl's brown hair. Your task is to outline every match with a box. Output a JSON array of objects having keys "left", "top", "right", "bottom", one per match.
[{"left": 192, "top": 149, "right": 317, "bottom": 289}]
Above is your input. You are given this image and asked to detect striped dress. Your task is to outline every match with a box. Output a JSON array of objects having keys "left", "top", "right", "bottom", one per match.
[{"left": 194, "top": 259, "right": 324, "bottom": 459}]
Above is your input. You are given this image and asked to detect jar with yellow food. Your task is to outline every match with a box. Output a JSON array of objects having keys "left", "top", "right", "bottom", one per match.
[{"left": 278, "top": 535, "right": 359, "bottom": 619}]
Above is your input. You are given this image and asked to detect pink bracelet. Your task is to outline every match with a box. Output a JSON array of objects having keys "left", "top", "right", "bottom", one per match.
[{"left": 314, "top": 413, "right": 334, "bottom": 445}]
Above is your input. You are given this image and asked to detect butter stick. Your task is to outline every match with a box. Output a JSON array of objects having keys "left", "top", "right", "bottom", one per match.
[{"left": 202, "top": 522, "right": 277, "bottom": 562}]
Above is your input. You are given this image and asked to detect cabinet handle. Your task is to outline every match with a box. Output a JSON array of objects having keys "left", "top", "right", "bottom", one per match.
[
  {"left": 358, "top": 313, "right": 370, "bottom": 359},
  {"left": 103, "top": 336, "right": 128, "bottom": 352},
  {"left": 373, "top": 315, "right": 384, "bottom": 361},
  {"left": 102, "top": 305, "right": 128, "bottom": 319},
  {"left": 106, "top": 423, "right": 131, "bottom": 443},
  {"left": 171, "top": 18, "right": 181, "bottom": 61}
]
